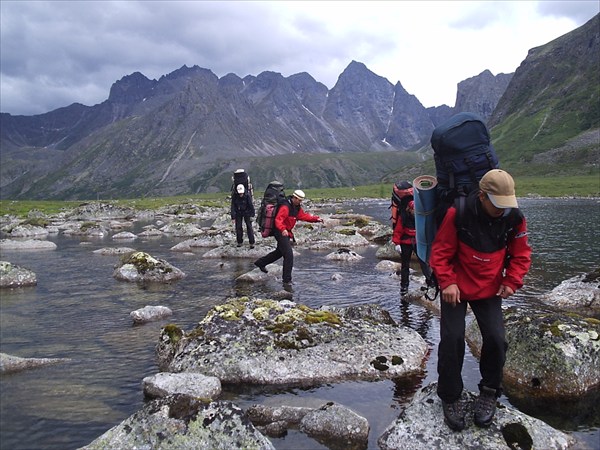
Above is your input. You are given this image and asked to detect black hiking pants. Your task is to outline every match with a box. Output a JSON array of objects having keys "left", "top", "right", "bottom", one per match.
[
  {"left": 437, "top": 295, "right": 507, "bottom": 403},
  {"left": 399, "top": 242, "right": 432, "bottom": 289},
  {"left": 235, "top": 214, "right": 255, "bottom": 245},
  {"left": 254, "top": 229, "right": 294, "bottom": 283}
]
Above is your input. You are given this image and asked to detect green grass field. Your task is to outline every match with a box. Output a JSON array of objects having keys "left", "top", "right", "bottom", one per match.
[{"left": 1, "top": 175, "right": 598, "bottom": 218}]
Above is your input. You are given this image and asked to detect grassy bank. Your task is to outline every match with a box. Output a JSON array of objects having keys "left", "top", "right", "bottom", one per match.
[{"left": 1, "top": 175, "right": 597, "bottom": 218}]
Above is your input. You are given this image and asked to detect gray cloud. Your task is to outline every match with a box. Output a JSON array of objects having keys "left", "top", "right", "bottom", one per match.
[{"left": 1, "top": 1, "right": 597, "bottom": 116}]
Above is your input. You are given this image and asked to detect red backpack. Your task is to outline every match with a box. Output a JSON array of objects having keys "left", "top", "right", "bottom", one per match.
[{"left": 389, "top": 180, "right": 413, "bottom": 229}]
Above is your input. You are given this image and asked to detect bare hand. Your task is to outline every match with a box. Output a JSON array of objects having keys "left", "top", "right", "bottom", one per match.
[
  {"left": 497, "top": 285, "right": 514, "bottom": 299},
  {"left": 441, "top": 284, "right": 461, "bottom": 306},
  {"left": 282, "top": 230, "right": 289, "bottom": 237}
]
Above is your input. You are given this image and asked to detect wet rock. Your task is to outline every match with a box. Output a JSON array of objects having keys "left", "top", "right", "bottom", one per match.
[
  {"left": 137, "top": 226, "right": 163, "bottom": 237},
  {"left": 157, "top": 298, "right": 429, "bottom": 386},
  {"left": 248, "top": 402, "right": 369, "bottom": 449},
  {"left": 111, "top": 231, "right": 137, "bottom": 240},
  {"left": 299, "top": 401, "right": 369, "bottom": 449},
  {"left": 62, "top": 222, "right": 108, "bottom": 237},
  {"left": 79, "top": 394, "right": 274, "bottom": 450},
  {"left": 378, "top": 383, "right": 574, "bottom": 450},
  {"left": 539, "top": 268, "right": 600, "bottom": 315},
  {"left": 0, "top": 239, "right": 57, "bottom": 251},
  {"left": 170, "top": 234, "right": 232, "bottom": 250},
  {"left": 159, "top": 222, "right": 203, "bottom": 237},
  {"left": 302, "top": 225, "right": 371, "bottom": 250},
  {"left": 0, "top": 261, "right": 37, "bottom": 288},
  {"left": 0, "top": 352, "right": 71, "bottom": 374},
  {"left": 113, "top": 251, "right": 185, "bottom": 283},
  {"left": 375, "top": 259, "right": 401, "bottom": 272},
  {"left": 5, "top": 224, "right": 49, "bottom": 238},
  {"left": 466, "top": 307, "right": 600, "bottom": 399},
  {"left": 202, "top": 244, "right": 275, "bottom": 259},
  {"left": 325, "top": 248, "right": 364, "bottom": 261},
  {"left": 375, "top": 241, "right": 402, "bottom": 261},
  {"left": 236, "top": 265, "right": 284, "bottom": 283},
  {"left": 93, "top": 247, "right": 136, "bottom": 255},
  {"left": 65, "top": 203, "right": 136, "bottom": 221},
  {"left": 142, "top": 372, "right": 221, "bottom": 400},
  {"left": 130, "top": 305, "right": 173, "bottom": 324}
]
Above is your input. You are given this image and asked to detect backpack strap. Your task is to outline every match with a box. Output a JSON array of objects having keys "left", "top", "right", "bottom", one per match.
[{"left": 454, "top": 194, "right": 467, "bottom": 230}]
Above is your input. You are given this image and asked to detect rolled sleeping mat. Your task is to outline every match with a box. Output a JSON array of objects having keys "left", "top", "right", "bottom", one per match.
[{"left": 413, "top": 175, "right": 438, "bottom": 263}]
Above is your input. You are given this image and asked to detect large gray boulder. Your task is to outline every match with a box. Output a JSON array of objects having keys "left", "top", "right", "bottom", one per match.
[
  {"left": 156, "top": 298, "right": 429, "bottom": 386},
  {"left": 80, "top": 395, "right": 274, "bottom": 450},
  {"left": 466, "top": 307, "right": 600, "bottom": 399},
  {"left": 378, "top": 383, "right": 573, "bottom": 450},
  {"left": 113, "top": 251, "right": 185, "bottom": 283},
  {"left": 248, "top": 402, "right": 369, "bottom": 449},
  {"left": 0, "top": 238, "right": 57, "bottom": 251},
  {"left": 539, "top": 268, "right": 600, "bottom": 315},
  {"left": 0, "top": 261, "right": 37, "bottom": 288}
]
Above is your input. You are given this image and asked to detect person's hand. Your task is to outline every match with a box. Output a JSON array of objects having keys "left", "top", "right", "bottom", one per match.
[
  {"left": 497, "top": 284, "right": 514, "bottom": 299},
  {"left": 282, "top": 230, "right": 289, "bottom": 237},
  {"left": 441, "top": 284, "right": 461, "bottom": 306},
  {"left": 395, "top": 244, "right": 402, "bottom": 253},
  {"left": 318, "top": 218, "right": 324, "bottom": 223}
]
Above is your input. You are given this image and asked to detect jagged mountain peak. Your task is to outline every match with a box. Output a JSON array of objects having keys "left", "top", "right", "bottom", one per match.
[
  {"left": 108, "top": 71, "right": 156, "bottom": 103},
  {"left": 2, "top": 15, "right": 595, "bottom": 200}
]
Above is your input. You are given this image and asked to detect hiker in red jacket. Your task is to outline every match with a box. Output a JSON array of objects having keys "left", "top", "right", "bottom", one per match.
[
  {"left": 254, "top": 189, "right": 323, "bottom": 288},
  {"left": 392, "top": 200, "right": 433, "bottom": 298},
  {"left": 430, "top": 169, "right": 531, "bottom": 432}
]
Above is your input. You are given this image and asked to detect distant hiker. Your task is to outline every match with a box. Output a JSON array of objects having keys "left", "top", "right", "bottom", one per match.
[
  {"left": 392, "top": 199, "right": 433, "bottom": 299},
  {"left": 254, "top": 189, "right": 323, "bottom": 287},
  {"left": 430, "top": 169, "right": 531, "bottom": 432},
  {"left": 231, "top": 184, "right": 256, "bottom": 248}
]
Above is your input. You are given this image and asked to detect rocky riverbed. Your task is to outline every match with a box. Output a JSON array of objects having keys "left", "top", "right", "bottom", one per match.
[{"left": 1, "top": 199, "right": 599, "bottom": 449}]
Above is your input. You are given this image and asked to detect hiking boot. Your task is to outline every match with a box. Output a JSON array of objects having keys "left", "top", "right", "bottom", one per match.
[
  {"left": 442, "top": 400, "right": 466, "bottom": 431},
  {"left": 250, "top": 244, "right": 255, "bottom": 249},
  {"left": 254, "top": 262, "right": 268, "bottom": 273},
  {"left": 474, "top": 386, "right": 497, "bottom": 428},
  {"left": 237, "top": 243, "right": 242, "bottom": 247}
]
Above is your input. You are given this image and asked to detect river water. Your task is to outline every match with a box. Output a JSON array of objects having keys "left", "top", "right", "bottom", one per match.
[{"left": 0, "top": 198, "right": 598, "bottom": 450}]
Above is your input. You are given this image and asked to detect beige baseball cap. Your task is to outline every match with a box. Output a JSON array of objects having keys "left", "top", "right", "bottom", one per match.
[{"left": 479, "top": 169, "right": 518, "bottom": 209}]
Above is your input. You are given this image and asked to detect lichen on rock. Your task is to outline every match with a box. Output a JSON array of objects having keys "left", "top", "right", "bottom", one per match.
[{"left": 157, "top": 297, "right": 429, "bottom": 386}]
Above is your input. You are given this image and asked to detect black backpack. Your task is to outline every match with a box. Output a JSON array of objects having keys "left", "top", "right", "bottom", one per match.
[
  {"left": 231, "top": 169, "right": 253, "bottom": 198},
  {"left": 257, "top": 181, "right": 286, "bottom": 237},
  {"left": 431, "top": 111, "right": 499, "bottom": 207}
]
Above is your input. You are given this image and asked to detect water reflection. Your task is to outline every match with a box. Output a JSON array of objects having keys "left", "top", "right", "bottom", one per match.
[{"left": 0, "top": 198, "right": 598, "bottom": 450}]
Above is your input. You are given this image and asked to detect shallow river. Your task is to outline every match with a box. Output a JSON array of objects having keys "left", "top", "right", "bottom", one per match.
[{"left": 0, "top": 198, "right": 598, "bottom": 450}]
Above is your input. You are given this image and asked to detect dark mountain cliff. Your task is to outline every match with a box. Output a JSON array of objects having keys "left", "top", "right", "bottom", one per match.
[
  {"left": 488, "top": 14, "right": 599, "bottom": 172},
  {"left": 2, "top": 34, "right": 571, "bottom": 200}
]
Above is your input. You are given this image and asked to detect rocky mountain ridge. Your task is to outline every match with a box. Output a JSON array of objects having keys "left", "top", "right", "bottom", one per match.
[
  {"left": 0, "top": 60, "right": 509, "bottom": 199},
  {"left": 1, "top": 13, "right": 598, "bottom": 200}
]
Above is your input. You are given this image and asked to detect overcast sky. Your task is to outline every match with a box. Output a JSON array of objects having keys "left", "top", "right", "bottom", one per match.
[{"left": 1, "top": 1, "right": 598, "bottom": 116}]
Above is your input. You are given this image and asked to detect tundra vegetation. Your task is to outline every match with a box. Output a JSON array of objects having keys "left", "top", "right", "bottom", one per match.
[{"left": 1, "top": 175, "right": 597, "bottom": 218}]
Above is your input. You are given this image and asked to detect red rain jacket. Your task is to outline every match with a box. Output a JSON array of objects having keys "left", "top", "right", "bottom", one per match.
[{"left": 430, "top": 204, "right": 531, "bottom": 301}]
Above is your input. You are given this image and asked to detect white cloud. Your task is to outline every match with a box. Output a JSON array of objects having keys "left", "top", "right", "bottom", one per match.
[{"left": 0, "top": 0, "right": 597, "bottom": 115}]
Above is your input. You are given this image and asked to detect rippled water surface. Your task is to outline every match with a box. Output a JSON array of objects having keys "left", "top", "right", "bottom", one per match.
[{"left": 1, "top": 198, "right": 598, "bottom": 450}]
